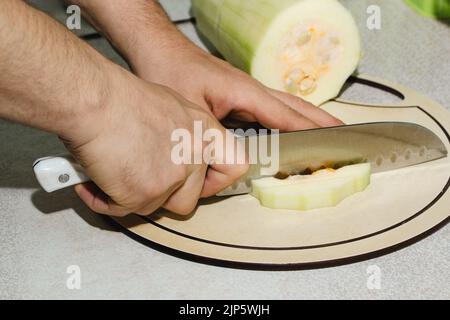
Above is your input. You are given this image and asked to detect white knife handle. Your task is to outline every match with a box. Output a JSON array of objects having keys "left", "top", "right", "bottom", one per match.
[{"left": 33, "top": 154, "right": 90, "bottom": 192}]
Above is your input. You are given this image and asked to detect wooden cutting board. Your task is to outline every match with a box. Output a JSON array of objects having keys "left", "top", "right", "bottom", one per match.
[{"left": 111, "top": 75, "right": 450, "bottom": 269}]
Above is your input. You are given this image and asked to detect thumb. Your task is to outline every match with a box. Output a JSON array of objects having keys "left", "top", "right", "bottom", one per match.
[
  {"left": 222, "top": 82, "right": 320, "bottom": 131},
  {"left": 201, "top": 124, "right": 249, "bottom": 197},
  {"left": 74, "top": 182, "right": 131, "bottom": 217}
]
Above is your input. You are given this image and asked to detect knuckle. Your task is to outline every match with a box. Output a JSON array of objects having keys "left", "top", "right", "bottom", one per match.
[
  {"left": 110, "top": 211, "right": 130, "bottom": 218},
  {"left": 139, "top": 185, "right": 163, "bottom": 203},
  {"left": 135, "top": 205, "right": 160, "bottom": 216},
  {"left": 168, "top": 166, "right": 189, "bottom": 190},
  {"left": 171, "top": 202, "right": 198, "bottom": 216},
  {"left": 231, "top": 68, "right": 254, "bottom": 82},
  {"left": 85, "top": 202, "right": 102, "bottom": 214}
]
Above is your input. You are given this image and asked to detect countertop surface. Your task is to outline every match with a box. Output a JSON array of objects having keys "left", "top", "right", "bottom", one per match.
[{"left": 1, "top": 0, "right": 449, "bottom": 299}]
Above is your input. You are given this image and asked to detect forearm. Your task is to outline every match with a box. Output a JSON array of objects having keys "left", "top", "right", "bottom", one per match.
[
  {"left": 68, "top": 0, "right": 201, "bottom": 72},
  {"left": 0, "top": 0, "right": 115, "bottom": 138}
]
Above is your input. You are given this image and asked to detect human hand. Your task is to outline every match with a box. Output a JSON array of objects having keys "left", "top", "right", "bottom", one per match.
[
  {"left": 132, "top": 47, "right": 344, "bottom": 131},
  {"left": 0, "top": 0, "right": 248, "bottom": 217},
  {"left": 68, "top": 0, "right": 343, "bottom": 131},
  {"left": 62, "top": 69, "right": 248, "bottom": 217}
]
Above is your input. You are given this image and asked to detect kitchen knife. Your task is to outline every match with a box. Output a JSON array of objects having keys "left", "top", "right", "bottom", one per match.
[{"left": 33, "top": 122, "right": 448, "bottom": 195}]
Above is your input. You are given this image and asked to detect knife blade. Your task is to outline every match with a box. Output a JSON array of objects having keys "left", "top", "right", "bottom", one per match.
[
  {"left": 33, "top": 122, "right": 447, "bottom": 194},
  {"left": 217, "top": 122, "right": 448, "bottom": 196}
]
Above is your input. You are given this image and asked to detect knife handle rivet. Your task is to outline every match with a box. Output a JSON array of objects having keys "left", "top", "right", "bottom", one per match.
[{"left": 58, "top": 174, "right": 70, "bottom": 184}]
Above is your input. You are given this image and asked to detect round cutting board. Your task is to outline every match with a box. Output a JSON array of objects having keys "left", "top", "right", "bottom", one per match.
[{"left": 111, "top": 75, "right": 450, "bottom": 269}]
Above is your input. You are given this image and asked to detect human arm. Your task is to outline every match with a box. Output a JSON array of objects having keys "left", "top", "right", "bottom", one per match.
[
  {"left": 68, "top": 0, "right": 344, "bottom": 131},
  {"left": 0, "top": 0, "right": 247, "bottom": 216}
]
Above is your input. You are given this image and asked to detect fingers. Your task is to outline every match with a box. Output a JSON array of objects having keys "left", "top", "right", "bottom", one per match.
[
  {"left": 162, "top": 133, "right": 249, "bottom": 212},
  {"left": 201, "top": 126, "right": 250, "bottom": 197},
  {"left": 201, "top": 162, "right": 249, "bottom": 198},
  {"left": 250, "top": 97, "right": 319, "bottom": 131},
  {"left": 231, "top": 84, "right": 320, "bottom": 132},
  {"left": 162, "top": 166, "right": 207, "bottom": 215},
  {"left": 75, "top": 182, "right": 173, "bottom": 216},
  {"left": 74, "top": 182, "right": 131, "bottom": 217},
  {"left": 267, "top": 88, "right": 344, "bottom": 127}
]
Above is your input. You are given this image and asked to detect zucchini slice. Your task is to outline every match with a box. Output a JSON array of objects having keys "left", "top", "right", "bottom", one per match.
[{"left": 251, "top": 163, "right": 371, "bottom": 210}]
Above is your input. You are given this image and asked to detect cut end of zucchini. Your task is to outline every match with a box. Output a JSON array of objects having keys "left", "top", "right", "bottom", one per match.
[
  {"left": 193, "top": 0, "right": 361, "bottom": 106},
  {"left": 251, "top": 163, "right": 371, "bottom": 211},
  {"left": 251, "top": 0, "right": 361, "bottom": 106}
]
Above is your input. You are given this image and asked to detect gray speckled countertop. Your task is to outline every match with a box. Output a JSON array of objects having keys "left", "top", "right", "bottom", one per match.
[{"left": 1, "top": 0, "right": 449, "bottom": 299}]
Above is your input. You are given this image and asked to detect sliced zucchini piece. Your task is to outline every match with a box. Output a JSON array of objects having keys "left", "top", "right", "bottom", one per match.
[{"left": 251, "top": 163, "right": 371, "bottom": 210}]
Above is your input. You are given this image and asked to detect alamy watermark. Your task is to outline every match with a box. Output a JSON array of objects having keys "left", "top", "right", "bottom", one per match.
[
  {"left": 171, "top": 121, "right": 280, "bottom": 175},
  {"left": 66, "top": 265, "right": 81, "bottom": 290},
  {"left": 367, "top": 5, "right": 382, "bottom": 30},
  {"left": 366, "top": 265, "right": 382, "bottom": 290},
  {"left": 66, "top": 5, "right": 81, "bottom": 30}
]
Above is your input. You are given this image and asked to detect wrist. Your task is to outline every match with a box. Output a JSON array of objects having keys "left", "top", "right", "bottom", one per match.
[
  {"left": 57, "top": 61, "right": 120, "bottom": 143},
  {"left": 128, "top": 39, "right": 202, "bottom": 77},
  {"left": 74, "top": 0, "right": 203, "bottom": 75}
]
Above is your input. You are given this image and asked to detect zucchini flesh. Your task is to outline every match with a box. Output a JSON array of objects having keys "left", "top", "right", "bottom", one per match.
[
  {"left": 192, "top": 0, "right": 361, "bottom": 106},
  {"left": 251, "top": 163, "right": 371, "bottom": 211}
]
